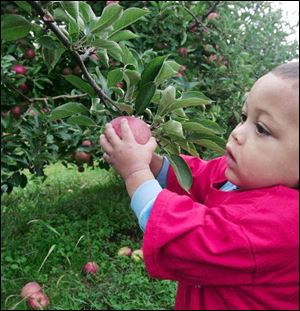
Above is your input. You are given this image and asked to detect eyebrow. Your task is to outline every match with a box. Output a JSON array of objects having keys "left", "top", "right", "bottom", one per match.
[{"left": 244, "top": 102, "right": 280, "bottom": 127}]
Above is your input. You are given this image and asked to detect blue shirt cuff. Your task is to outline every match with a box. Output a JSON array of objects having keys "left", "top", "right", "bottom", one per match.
[
  {"left": 131, "top": 179, "right": 162, "bottom": 220},
  {"left": 156, "top": 156, "right": 170, "bottom": 188}
]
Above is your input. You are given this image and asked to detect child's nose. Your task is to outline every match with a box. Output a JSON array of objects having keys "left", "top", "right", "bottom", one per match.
[{"left": 231, "top": 124, "right": 246, "bottom": 145}]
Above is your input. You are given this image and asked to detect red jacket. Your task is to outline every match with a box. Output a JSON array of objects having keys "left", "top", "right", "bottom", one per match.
[{"left": 143, "top": 155, "right": 299, "bottom": 310}]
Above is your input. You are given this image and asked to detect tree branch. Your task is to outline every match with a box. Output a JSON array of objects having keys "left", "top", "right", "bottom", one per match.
[{"left": 27, "top": 1, "right": 121, "bottom": 112}]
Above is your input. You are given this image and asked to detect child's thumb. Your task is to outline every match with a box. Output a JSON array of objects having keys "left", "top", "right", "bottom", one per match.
[{"left": 146, "top": 137, "right": 157, "bottom": 152}]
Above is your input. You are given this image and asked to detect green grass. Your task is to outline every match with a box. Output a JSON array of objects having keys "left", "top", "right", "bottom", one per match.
[{"left": 1, "top": 163, "right": 176, "bottom": 310}]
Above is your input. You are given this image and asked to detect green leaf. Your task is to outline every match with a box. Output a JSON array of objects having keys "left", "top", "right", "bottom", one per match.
[
  {"left": 109, "top": 30, "right": 139, "bottom": 41},
  {"left": 140, "top": 55, "right": 168, "bottom": 88},
  {"left": 61, "top": 1, "right": 79, "bottom": 21},
  {"left": 182, "top": 121, "right": 224, "bottom": 136},
  {"left": 90, "top": 4, "right": 123, "bottom": 33},
  {"left": 14, "top": 1, "right": 32, "bottom": 14},
  {"left": 42, "top": 47, "right": 66, "bottom": 73},
  {"left": 49, "top": 102, "right": 89, "bottom": 121},
  {"left": 124, "top": 70, "right": 140, "bottom": 88},
  {"left": 166, "top": 154, "right": 192, "bottom": 193},
  {"left": 64, "top": 75, "right": 96, "bottom": 97},
  {"left": 66, "top": 115, "right": 97, "bottom": 127},
  {"left": 135, "top": 81, "right": 156, "bottom": 115},
  {"left": 157, "top": 85, "right": 176, "bottom": 116},
  {"left": 107, "top": 69, "right": 123, "bottom": 88},
  {"left": 162, "top": 120, "right": 185, "bottom": 139},
  {"left": 155, "top": 61, "right": 181, "bottom": 85},
  {"left": 120, "top": 43, "right": 138, "bottom": 67},
  {"left": 192, "top": 139, "right": 225, "bottom": 155},
  {"left": 167, "top": 98, "right": 210, "bottom": 113},
  {"left": 1, "top": 15, "right": 31, "bottom": 41},
  {"left": 111, "top": 8, "right": 149, "bottom": 34},
  {"left": 93, "top": 39, "right": 123, "bottom": 60},
  {"left": 79, "top": 2, "right": 96, "bottom": 23}
]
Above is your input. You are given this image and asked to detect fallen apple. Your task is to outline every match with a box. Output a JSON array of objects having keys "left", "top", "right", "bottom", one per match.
[
  {"left": 21, "top": 282, "right": 42, "bottom": 299},
  {"left": 74, "top": 151, "right": 91, "bottom": 163},
  {"left": 131, "top": 249, "right": 144, "bottom": 262},
  {"left": 83, "top": 262, "right": 99, "bottom": 275},
  {"left": 117, "top": 246, "right": 132, "bottom": 257},
  {"left": 27, "top": 292, "right": 49, "bottom": 310},
  {"left": 110, "top": 116, "right": 151, "bottom": 145}
]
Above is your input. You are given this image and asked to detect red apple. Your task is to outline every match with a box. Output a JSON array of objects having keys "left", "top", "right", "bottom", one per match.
[
  {"left": 106, "top": 1, "right": 120, "bottom": 5},
  {"left": 116, "top": 82, "right": 124, "bottom": 89},
  {"left": 74, "top": 151, "right": 91, "bottom": 163},
  {"left": 178, "top": 47, "right": 188, "bottom": 57},
  {"left": 62, "top": 67, "right": 73, "bottom": 75},
  {"left": 21, "top": 282, "right": 42, "bottom": 299},
  {"left": 73, "top": 65, "right": 82, "bottom": 75},
  {"left": 109, "top": 116, "right": 151, "bottom": 145},
  {"left": 11, "top": 105, "right": 23, "bottom": 118},
  {"left": 117, "top": 246, "right": 132, "bottom": 257},
  {"left": 24, "top": 48, "right": 36, "bottom": 59},
  {"left": 81, "top": 140, "right": 92, "bottom": 147},
  {"left": 27, "top": 292, "right": 49, "bottom": 310},
  {"left": 90, "top": 53, "right": 99, "bottom": 61},
  {"left": 12, "top": 64, "right": 27, "bottom": 75},
  {"left": 207, "top": 12, "right": 219, "bottom": 20},
  {"left": 19, "top": 83, "right": 29, "bottom": 92},
  {"left": 83, "top": 262, "right": 99, "bottom": 275},
  {"left": 208, "top": 54, "right": 218, "bottom": 63}
]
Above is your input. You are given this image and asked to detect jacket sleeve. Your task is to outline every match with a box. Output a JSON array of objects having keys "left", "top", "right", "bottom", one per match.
[{"left": 142, "top": 189, "right": 256, "bottom": 286}]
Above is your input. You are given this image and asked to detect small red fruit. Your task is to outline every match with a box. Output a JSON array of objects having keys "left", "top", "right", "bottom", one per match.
[
  {"left": 81, "top": 140, "right": 92, "bottom": 147},
  {"left": 83, "top": 262, "right": 99, "bottom": 275},
  {"left": 19, "top": 83, "right": 29, "bottom": 92},
  {"left": 73, "top": 65, "right": 82, "bottom": 76},
  {"left": 74, "top": 151, "right": 91, "bottom": 163},
  {"left": 27, "top": 292, "right": 49, "bottom": 310},
  {"left": 12, "top": 64, "right": 27, "bottom": 75},
  {"left": 62, "top": 67, "right": 73, "bottom": 75},
  {"left": 178, "top": 47, "right": 188, "bottom": 57},
  {"left": 11, "top": 105, "right": 23, "bottom": 118},
  {"left": 207, "top": 12, "right": 219, "bottom": 20},
  {"left": 116, "top": 82, "right": 124, "bottom": 89},
  {"left": 106, "top": 1, "right": 120, "bottom": 5},
  {"left": 24, "top": 48, "right": 36, "bottom": 59},
  {"left": 109, "top": 116, "right": 151, "bottom": 145},
  {"left": 90, "top": 53, "right": 99, "bottom": 61},
  {"left": 21, "top": 282, "right": 42, "bottom": 299}
]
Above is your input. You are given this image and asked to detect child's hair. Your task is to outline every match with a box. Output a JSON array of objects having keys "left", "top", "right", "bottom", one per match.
[{"left": 270, "top": 61, "right": 299, "bottom": 89}]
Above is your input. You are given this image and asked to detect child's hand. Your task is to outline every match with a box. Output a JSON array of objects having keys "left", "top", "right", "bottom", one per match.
[{"left": 99, "top": 119, "right": 157, "bottom": 181}]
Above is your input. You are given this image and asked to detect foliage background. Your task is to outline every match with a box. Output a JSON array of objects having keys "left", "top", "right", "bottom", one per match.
[{"left": 1, "top": 1, "right": 299, "bottom": 310}]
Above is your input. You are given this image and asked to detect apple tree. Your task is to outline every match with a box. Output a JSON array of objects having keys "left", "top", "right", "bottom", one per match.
[{"left": 1, "top": 1, "right": 228, "bottom": 195}]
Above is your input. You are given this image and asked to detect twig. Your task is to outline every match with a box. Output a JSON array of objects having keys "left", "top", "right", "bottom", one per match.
[{"left": 26, "top": 1, "right": 121, "bottom": 112}]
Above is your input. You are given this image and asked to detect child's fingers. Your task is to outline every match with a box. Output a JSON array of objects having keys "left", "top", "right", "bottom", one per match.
[
  {"left": 99, "top": 134, "right": 113, "bottom": 154},
  {"left": 120, "top": 119, "right": 135, "bottom": 142},
  {"left": 104, "top": 123, "right": 121, "bottom": 146},
  {"left": 103, "top": 152, "right": 112, "bottom": 163}
]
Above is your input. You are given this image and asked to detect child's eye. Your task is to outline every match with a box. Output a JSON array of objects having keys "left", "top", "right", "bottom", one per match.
[
  {"left": 255, "top": 123, "right": 270, "bottom": 136},
  {"left": 240, "top": 112, "right": 247, "bottom": 123}
]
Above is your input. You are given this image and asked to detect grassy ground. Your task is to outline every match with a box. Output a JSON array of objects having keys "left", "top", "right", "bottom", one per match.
[{"left": 1, "top": 163, "right": 176, "bottom": 310}]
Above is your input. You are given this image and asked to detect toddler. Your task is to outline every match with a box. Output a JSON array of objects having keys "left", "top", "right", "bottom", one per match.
[{"left": 100, "top": 62, "right": 299, "bottom": 310}]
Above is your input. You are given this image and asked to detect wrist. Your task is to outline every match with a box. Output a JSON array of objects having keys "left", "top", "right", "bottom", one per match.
[{"left": 125, "top": 168, "right": 154, "bottom": 197}]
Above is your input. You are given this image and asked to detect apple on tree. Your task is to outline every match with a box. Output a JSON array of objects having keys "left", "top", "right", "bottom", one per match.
[
  {"left": 11, "top": 64, "right": 27, "bottom": 75},
  {"left": 24, "top": 48, "right": 36, "bottom": 59},
  {"left": 109, "top": 116, "right": 151, "bottom": 145}
]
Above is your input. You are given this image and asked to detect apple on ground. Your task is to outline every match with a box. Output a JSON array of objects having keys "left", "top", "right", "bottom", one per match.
[
  {"left": 27, "top": 291, "right": 49, "bottom": 310},
  {"left": 118, "top": 246, "right": 132, "bottom": 257},
  {"left": 131, "top": 249, "right": 144, "bottom": 262},
  {"left": 83, "top": 262, "right": 99, "bottom": 275},
  {"left": 21, "top": 282, "right": 42, "bottom": 299},
  {"left": 109, "top": 116, "right": 151, "bottom": 145}
]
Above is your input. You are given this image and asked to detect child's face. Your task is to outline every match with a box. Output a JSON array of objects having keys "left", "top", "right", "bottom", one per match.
[{"left": 225, "top": 73, "right": 299, "bottom": 189}]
